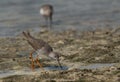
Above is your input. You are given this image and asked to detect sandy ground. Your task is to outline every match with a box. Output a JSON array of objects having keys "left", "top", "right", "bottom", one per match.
[{"left": 0, "top": 28, "right": 120, "bottom": 82}]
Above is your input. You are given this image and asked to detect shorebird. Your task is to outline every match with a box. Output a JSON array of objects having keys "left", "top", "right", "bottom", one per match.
[
  {"left": 23, "top": 31, "right": 62, "bottom": 71},
  {"left": 40, "top": 4, "right": 53, "bottom": 28}
]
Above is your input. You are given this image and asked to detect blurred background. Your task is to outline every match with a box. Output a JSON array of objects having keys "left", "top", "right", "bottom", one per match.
[{"left": 0, "top": 0, "right": 120, "bottom": 37}]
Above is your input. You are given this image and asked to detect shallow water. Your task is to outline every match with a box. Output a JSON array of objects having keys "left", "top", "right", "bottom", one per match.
[
  {"left": 79, "top": 63, "right": 114, "bottom": 69},
  {"left": 44, "top": 66, "right": 68, "bottom": 70},
  {"left": 0, "top": 63, "right": 115, "bottom": 78},
  {"left": 0, "top": 0, "right": 120, "bottom": 37},
  {"left": 0, "top": 66, "right": 68, "bottom": 78}
]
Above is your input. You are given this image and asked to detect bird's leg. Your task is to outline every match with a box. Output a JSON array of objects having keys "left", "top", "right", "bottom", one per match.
[
  {"left": 57, "top": 59, "right": 63, "bottom": 69},
  {"left": 44, "top": 16, "right": 48, "bottom": 27},
  {"left": 35, "top": 55, "right": 44, "bottom": 70},
  {"left": 49, "top": 16, "right": 52, "bottom": 28},
  {"left": 31, "top": 58, "right": 35, "bottom": 71},
  {"left": 29, "top": 51, "right": 35, "bottom": 71}
]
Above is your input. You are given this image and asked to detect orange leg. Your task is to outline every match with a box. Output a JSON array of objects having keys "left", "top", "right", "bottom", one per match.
[
  {"left": 36, "top": 55, "right": 44, "bottom": 70},
  {"left": 29, "top": 51, "right": 35, "bottom": 71},
  {"left": 29, "top": 51, "right": 45, "bottom": 71},
  {"left": 31, "top": 58, "right": 35, "bottom": 71}
]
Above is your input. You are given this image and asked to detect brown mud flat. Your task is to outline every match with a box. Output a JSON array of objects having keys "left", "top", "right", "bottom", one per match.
[{"left": 0, "top": 28, "right": 120, "bottom": 82}]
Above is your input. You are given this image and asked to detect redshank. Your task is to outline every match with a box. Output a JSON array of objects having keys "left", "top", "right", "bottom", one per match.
[
  {"left": 23, "top": 31, "right": 62, "bottom": 71},
  {"left": 40, "top": 4, "right": 53, "bottom": 28}
]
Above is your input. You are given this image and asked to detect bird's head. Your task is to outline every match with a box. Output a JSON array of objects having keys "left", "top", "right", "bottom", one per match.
[{"left": 49, "top": 52, "right": 62, "bottom": 69}]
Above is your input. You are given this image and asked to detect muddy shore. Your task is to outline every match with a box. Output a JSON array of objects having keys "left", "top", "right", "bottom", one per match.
[{"left": 0, "top": 28, "right": 120, "bottom": 82}]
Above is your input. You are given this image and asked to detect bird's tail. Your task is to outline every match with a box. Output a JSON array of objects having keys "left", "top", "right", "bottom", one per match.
[{"left": 22, "top": 31, "right": 33, "bottom": 40}]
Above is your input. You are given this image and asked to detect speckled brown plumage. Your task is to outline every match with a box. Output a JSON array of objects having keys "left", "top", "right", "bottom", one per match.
[
  {"left": 23, "top": 31, "right": 62, "bottom": 70},
  {"left": 23, "top": 31, "right": 53, "bottom": 54}
]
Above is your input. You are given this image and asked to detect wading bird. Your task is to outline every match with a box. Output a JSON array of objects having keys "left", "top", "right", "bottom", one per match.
[
  {"left": 23, "top": 31, "right": 62, "bottom": 71},
  {"left": 40, "top": 4, "right": 53, "bottom": 28}
]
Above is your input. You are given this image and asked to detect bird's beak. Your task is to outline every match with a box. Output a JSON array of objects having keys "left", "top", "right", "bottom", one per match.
[{"left": 57, "top": 59, "right": 62, "bottom": 69}]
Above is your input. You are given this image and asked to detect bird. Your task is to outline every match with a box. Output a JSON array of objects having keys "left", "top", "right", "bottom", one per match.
[
  {"left": 40, "top": 4, "right": 54, "bottom": 29},
  {"left": 23, "top": 31, "right": 62, "bottom": 71}
]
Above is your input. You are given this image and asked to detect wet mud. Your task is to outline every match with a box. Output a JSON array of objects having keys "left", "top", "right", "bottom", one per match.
[{"left": 0, "top": 28, "right": 120, "bottom": 82}]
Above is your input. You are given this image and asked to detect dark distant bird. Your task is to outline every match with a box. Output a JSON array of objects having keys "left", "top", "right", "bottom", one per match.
[
  {"left": 23, "top": 31, "right": 62, "bottom": 71},
  {"left": 40, "top": 4, "right": 53, "bottom": 28}
]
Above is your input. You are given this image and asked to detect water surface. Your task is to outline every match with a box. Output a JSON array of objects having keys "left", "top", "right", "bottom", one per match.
[
  {"left": 0, "top": 63, "right": 115, "bottom": 78},
  {"left": 0, "top": 0, "right": 120, "bottom": 37}
]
